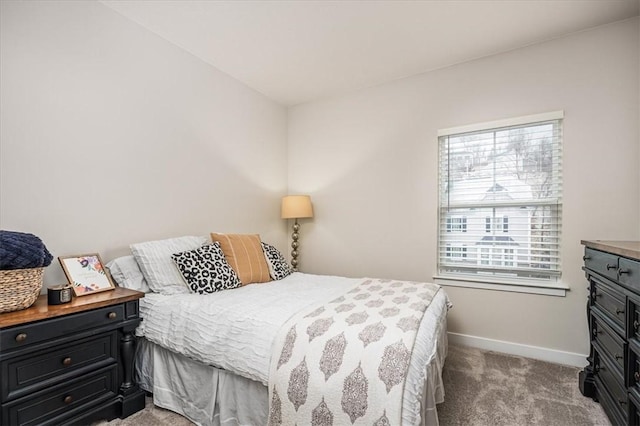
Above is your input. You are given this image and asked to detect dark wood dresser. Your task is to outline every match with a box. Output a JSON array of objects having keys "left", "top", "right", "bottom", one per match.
[
  {"left": 580, "top": 240, "right": 640, "bottom": 425},
  {"left": 0, "top": 287, "right": 146, "bottom": 425}
]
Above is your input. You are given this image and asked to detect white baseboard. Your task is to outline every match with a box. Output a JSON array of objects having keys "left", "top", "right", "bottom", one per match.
[{"left": 448, "top": 332, "right": 588, "bottom": 368}]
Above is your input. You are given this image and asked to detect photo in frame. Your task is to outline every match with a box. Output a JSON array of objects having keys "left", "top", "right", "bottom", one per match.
[{"left": 58, "top": 253, "right": 115, "bottom": 296}]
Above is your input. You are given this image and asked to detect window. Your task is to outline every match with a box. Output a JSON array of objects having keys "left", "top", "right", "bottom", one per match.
[
  {"left": 437, "top": 111, "right": 563, "bottom": 286},
  {"left": 485, "top": 216, "right": 508, "bottom": 233},
  {"left": 477, "top": 247, "right": 515, "bottom": 267},
  {"left": 446, "top": 216, "right": 467, "bottom": 233},
  {"left": 446, "top": 245, "right": 467, "bottom": 261}
]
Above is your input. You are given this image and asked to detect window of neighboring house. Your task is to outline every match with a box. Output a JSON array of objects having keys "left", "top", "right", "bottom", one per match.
[
  {"left": 485, "top": 215, "right": 509, "bottom": 233},
  {"left": 446, "top": 245, "right": 467, "bottom": 261},
  {"left": 437, "top": 111, "right": 563, "bottom": 289},
  {"left": 477, "top": 247, "right": 515, "bottom": 267},
  {"left": 446, "top": 216, "right": 467, "bottom": 233}
]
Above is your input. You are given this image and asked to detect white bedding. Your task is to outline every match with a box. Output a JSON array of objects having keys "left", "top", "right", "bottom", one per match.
[
  {"left": 137, "top": 272, "right": 450, "bottom": 425},
  {"left": 138, "top": 273, "right": 361, "bottom": 384}
]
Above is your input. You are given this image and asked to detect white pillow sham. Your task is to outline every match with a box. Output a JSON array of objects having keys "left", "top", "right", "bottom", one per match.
[
  {"left": 106, "top": 255, "right": 150, "bottom": 293},
  {"left": 130, "top": 235, "right": 208, "bottom": 295}
]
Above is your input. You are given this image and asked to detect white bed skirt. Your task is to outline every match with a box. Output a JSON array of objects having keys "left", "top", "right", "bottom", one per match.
[
  {"left": 136, "top": 338, "right": 268, "bottom": 425},
  {"left": 134, "top": 317, "right": 448, "bottom": 426}
]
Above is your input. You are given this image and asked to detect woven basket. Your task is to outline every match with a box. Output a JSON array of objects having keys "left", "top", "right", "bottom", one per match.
[{"left": 0, "top": 267, "right": 44, "bottom": 313}]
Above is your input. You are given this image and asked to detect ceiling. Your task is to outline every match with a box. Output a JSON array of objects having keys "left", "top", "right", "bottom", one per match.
[{"left": 101, "top": 1, "right": 640, "bottom": 106}]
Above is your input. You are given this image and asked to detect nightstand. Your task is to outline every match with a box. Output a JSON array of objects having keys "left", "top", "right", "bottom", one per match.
[{"left": 0, "top": 287, "right": 146, "bottom": 425}]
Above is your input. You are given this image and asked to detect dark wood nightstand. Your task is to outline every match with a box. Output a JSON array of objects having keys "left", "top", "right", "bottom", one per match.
[{"left": 0, "top": 287, "right": 146, "bottom": 425}]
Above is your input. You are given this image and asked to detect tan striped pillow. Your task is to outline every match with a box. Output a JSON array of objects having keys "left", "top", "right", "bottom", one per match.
[{"left": 210, "top": 233, "right": 271, "bottom": 285}]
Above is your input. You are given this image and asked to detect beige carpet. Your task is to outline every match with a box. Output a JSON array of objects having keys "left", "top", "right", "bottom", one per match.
[
  {"left": 97, "top": 344, "right": 610, "bottom": 426},
  {"left": 437, "top": 345, "right": 610, "bottom": 426}
]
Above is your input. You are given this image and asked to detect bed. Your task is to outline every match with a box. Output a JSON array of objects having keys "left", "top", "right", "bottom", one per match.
[{"left": 106, "top": 234, "right": 451, "bottom": 426}]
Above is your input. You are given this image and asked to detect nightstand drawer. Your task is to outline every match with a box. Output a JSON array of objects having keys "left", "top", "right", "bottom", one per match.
[
  {"left": 585, "top": 248, "right": 620, "bottom": 282},
  {"left": 2, "top": 364, "right": 118, "bottom": 426},
  {"left": 592, "top": 279, "right": 625, "bottom": 332},
  {"left": 3, "top": 332, "right": 118, "bottom": 401},
  {"left": 0, "top": 305, "right": 124, "bottom": 351}
]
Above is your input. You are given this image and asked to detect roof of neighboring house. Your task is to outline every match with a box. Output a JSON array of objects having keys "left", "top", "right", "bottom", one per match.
[
  {"left": 447, "top": 176, "right": 534, "bottom": 205},
  {"left": 476, "top": 236, "right": 519, "bottom": 246}
]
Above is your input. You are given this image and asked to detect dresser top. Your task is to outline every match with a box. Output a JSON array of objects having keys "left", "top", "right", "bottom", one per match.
[
  {"left": 0, "top": 287, "right": 144, "bottom": 329},
  {"left": 581, "top": 240, "right": 640, "bottom": 261}
]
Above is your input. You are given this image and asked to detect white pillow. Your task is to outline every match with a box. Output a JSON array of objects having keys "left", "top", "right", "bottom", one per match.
[
  {"left": 106, "top": 256, "right": 151, "bottom": 293},
  {"left": 130, "top": 235, "right": 208, "bottom": 294}
]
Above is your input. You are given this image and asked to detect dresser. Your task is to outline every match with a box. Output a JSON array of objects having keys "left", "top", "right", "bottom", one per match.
[
  {"left": 580, "top": 240, "right": 640, "bottom": 426},
  {"left": 0, "top": 287, "right": 146, "bottom": 425}
]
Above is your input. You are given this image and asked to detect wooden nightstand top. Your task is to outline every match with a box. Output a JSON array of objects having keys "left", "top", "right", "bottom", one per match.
[{"left": 0, "top": 287, "right": 144, "bottom": 329}]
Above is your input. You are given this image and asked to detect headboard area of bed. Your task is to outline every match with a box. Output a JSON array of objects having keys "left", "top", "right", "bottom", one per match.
[{"left": 106, "top": 234, "right": 293, "bottom": 295}]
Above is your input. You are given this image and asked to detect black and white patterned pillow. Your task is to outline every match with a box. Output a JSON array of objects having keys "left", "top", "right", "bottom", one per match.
[
  {"left": 171, "top": 242, "right": 241, "bottom": 294},
  {"left": 261, "top": 242, "right": 293, "bottom": 280}
]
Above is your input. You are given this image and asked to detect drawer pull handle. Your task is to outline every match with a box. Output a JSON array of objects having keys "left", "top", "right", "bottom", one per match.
[
  {"left": 607, "top": 263, "right": 617, "bottom": 270},
  {"left": 15, "top": 333, "right": 27, "bottom": 343},
  {"left": 63, "top": 395, "right": 73, "bottom": 405},
  {"left": 634, "top": 372, "right": 640, "bottom": 382},
  {"left": 635, "top": 320, "right": 640, "bottom": 331},
  {"left": 592, "top": 328, "right": 601, "bottom": 337},
  {"left": 591, "top": 292, "right": 599, "bottom": 299},
  {"left": 619, "top": 269, "right": 630, "bottom": 276},
  {"left": 108, "top": 312, "right": 117, "bottom": 320},
  {"left": 583, "top": 255, "right": 591, "bottom": 261},
  {"left": 616, "top": 308, "right": 625, "bottom": 315},
  {"left": 619, "top": 400, "right": 627, "bottom": 406},
  {"left": 615, "top": 354, "right": 623, "bottom": 361},
  {"left": 62, "top": 357, "right": 72, "bottom": 366}
]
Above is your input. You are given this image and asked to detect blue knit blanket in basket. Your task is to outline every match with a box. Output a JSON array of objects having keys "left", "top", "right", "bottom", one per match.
[{"left": 0, "top": 230, "right": 53, "bottom": 270}]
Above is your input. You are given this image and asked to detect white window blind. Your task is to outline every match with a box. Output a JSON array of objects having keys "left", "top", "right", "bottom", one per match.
[{"left": 438, "top": 112, "right": 563, "bottom": 283}]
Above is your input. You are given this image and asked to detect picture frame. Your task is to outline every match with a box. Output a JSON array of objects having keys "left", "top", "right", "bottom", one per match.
[{"left": 58, "top": 253, "right": 115, "bottom": 297}]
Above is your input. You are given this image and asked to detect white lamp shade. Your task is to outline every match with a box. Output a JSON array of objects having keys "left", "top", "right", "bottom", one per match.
[{"left": 281, "top": 195, "right": 313, "bottom": 219}]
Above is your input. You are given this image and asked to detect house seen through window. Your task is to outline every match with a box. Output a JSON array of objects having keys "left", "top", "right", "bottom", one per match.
[{"left": 437, "top": 112, "right": 563, "bottom": 285}]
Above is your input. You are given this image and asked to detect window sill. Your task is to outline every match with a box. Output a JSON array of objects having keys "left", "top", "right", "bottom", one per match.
[{"left": 432, "top": 275, "right": 569, "bottom": 297}]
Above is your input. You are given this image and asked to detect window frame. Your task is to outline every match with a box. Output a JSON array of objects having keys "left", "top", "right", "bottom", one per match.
[{"left": 434, "top": 111, "right": 566, "bottom": 296}]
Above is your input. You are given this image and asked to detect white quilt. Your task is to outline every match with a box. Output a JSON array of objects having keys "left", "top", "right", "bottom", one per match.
[
  {"left": 268, "top": 279, "right": 443, "bottom": 425},
  {"left": 137, "top": 272, "right": 450, "bottom": 425}
]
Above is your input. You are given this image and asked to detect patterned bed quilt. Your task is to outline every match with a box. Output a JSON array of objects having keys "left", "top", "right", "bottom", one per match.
[
  {"left": 268, "top": 279, "right": 442, "bottom": 425},
  {"left": 136, "top": 273, "right": 450, "bottom": 425}
]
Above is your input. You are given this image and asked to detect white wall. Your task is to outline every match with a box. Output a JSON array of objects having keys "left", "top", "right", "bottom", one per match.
[
  {"left": 1, "top": 0, "right": 638, "bottom": 361},
  {"left": 288, "top": 18, "right": 640, "bottom": 358},
  {"left": 0, "top": 1, "right": 289, "bottom": 287}
]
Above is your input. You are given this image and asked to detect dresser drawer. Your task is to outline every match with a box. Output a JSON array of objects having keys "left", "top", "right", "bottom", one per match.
[
  {"left": 592, "top": 279, "right": 626, "bottom": 332},
  {"left": 630, "top": 388, "right": 640, "bottom": 426},
  {"left": 0, "top": 305, "right": 124, "bottom": 351},
  {"left": 596, "top": 375, "right": 628, "bottom": 426},
  {"left": 585, "top": 247, "right": 620, "bottom": 282},
  {"left": 596, "top": 352, "right": 628, "bottom": 423},
  {"left": 2, "top": 332, "right": 118, "bottom": 401},
  {"left": 592, "top": 313, "right": 626, "bottom": 375},
  {"left": 630, "top": 350, "right": 640, "bottom": 395},
  {"left": 628, "top": 296, "right": 640, "bottom": 347},
  {"left": 620, "top": 257, "right": 640, "bottom": 291},
  {"left": 2, "top": 364, "right": 118, "bottom": 426}
]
